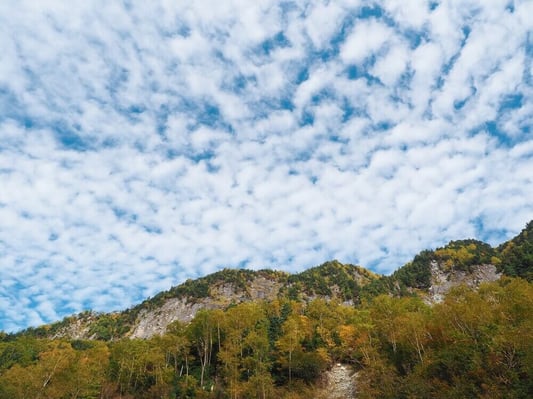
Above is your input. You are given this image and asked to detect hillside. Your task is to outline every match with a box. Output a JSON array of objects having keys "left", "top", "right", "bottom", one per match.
[
  {"left": 15, "top": 261, "right": 378, "bottom": 341},
  {"left": 11, "top": 222, "right": 533, "bottom": 342},
  {"left": 0, "top": 221, "right": 531, "bottom": 398}
]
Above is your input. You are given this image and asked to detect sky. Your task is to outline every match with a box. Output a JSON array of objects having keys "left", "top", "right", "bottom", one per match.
[{"left": 0, "top": 0, "right": 531, "bottom": 332}]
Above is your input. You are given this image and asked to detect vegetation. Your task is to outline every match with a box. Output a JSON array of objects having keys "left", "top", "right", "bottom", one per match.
[
  {"left": 0, "top": 278, "right": 531, "bottom": 398},
  {"left": 361, "top": 236, "right": 515, "bottom": 300},
  {"left": 433, "top": 239, "right": 496, "bottom": 271},
  {"left": 498, "top": 221, "right": 533, "bottom": 281},
  {"left": 282, "top": 260, "right": 378, "bottom": 302}
]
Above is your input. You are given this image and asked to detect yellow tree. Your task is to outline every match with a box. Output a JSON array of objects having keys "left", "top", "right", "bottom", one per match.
[
  {"left": 188, "top": 309, "right": 218, "bottom": 389},
  {"left": 276, "top": 313, "right": 312, "bottom": 387},
  {"left": 0, "top": 340, "right": 78, "bottom": 399},
  {"left": 242, "top": 316, "right": 274, "bottom": 399},
  {"left": 158, "top": 320, "right": 192, "bottom": 378},
  {"left": 59, "top": 341, "right": 109, "bottom": 399},
  {"left": 0, "top": 364, "right": 39, "bottom": 399},
  {"left": 219, "top": 302, "right": 266, "bottom": 399},
  {"left": 306, "top": 299, "right": 342, "bottom": 351},
  {"left": 34, "top": 341, "right": 77, "bottom": 399}
]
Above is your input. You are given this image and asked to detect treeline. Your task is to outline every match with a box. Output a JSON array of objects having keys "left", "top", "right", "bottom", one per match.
[{"left": 1, "top": 277, "right": 531, "bottom": 399}]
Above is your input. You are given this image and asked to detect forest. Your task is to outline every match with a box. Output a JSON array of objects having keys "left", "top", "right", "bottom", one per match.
[{"left": 0, "top": 277, "right": 531, "bottom": 398}]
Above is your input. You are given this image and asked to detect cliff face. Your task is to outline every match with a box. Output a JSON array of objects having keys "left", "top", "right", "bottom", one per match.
[
  {"left": 130, "top": 298, "right": 210, "bottom": 339},
  {"left": 130, "top": 275, "right": 284, "bottom": 338},
  {"left": 427, "top": 261, "right": 501, "bottom": 303}
]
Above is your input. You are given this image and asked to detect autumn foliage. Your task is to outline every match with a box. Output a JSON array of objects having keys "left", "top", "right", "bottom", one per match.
[{"left": 0, "top": 277, "right": 531, "bottom": 398}]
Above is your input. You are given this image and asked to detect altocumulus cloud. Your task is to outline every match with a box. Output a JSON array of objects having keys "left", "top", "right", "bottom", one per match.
[{"left": 0, "top": 0, "right": 532, "bottom": 332}]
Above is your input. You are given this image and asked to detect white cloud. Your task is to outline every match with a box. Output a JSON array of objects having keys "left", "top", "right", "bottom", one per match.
[
  {"left": 371, "top": 43, "right": 409, "bottom": 85},
  {"left": 340, "top": 19, "right": 395, "bottom": 64},
  {"left": 305, "top": 2, "right": 346, "bottom": 49},
  {"left": 0, "top": 0, "right": 531, "bottom": 332},
  {"left": 381, "top": 0, "right": 430, "bottom": 29}
]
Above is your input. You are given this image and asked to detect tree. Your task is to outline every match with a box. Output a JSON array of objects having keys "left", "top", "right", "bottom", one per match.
[
  {"left": 159, "top": 320, "right": 192, "bottom": 378},
  {"left": 108, "top": 338, "right": 171, "bottom": 397},
  {"left": 276, "top": 313, "right": 312, "bottom": 387},
  {"left": 218, "top": 302, "right": 268, "bottom": 399},
  {"left": 187, "top": 310, "right": 218, "bottom": 389}
]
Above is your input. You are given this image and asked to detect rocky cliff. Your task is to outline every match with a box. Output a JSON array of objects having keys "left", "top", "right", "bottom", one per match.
[
  {"left": 130, "top": 275, "right": 284, "bottom": 338},
  {"left": 427, "top": 261, "right": 501, "bottom": 303}
]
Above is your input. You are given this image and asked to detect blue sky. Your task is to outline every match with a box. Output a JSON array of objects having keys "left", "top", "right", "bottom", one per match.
[{"left": 0, "top": 0, "right": 531, "bottom": 332}]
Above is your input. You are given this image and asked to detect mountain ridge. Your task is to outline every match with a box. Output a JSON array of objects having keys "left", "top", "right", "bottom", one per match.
[{"left": 8, "top": 220, "right": 532, "bottom": 341}]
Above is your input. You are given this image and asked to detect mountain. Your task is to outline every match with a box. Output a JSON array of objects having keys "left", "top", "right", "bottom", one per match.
[
  {"left": 1, "top": 221, "right": 531, "bottom": 399},
  {"left": 17, "top": 262, "right": 378, "bottom": 341},
  {"left": 12, "top": 221, "right": 532, "bottom": 342}
]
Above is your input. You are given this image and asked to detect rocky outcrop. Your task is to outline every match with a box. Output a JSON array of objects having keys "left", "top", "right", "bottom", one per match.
[
  {"left": 427, "top": 261, "right": 501, "bottom": 303},
  {"left": 130, "top": 276, "right": 283, "bottom": 338},
  {"left": 51, "top": 316, "right": 93, "bottom": 340},
  {"left": 130, "top": 298, "right": 210, "bottom": 338},
  {"left": 248, "top": 276, "right": 283, "bottom": 301}
]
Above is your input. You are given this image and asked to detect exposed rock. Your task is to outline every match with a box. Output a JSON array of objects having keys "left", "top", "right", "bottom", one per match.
[
  {"left": 51, "top": 316, "right": 93, "bottom": 340},
  {"left": 130, "top": 276, "right": 283, "bottom": 338},
  {"left": 427, "top": 261, "right": 501, "bottom": 303},
  {"left": 319, "top": 363, "right": 357, "bottom": 399},
  {"left": 130, "top": 298, "right": 210, "bottom": 338},
  {"left": 248, "top": 276, "right": 283, "bottom": 301}
]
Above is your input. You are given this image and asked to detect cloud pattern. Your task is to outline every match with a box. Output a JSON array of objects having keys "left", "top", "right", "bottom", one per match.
[{"left": 0, "top": 0, "right": 532, "bottom": 332}]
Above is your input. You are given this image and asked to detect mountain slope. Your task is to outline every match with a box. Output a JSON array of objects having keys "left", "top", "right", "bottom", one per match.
[
  {"left": 28, "top": 262, "right": 378, "bottom": 340},
  {"left": 9, "top": 220, "right": 533, "bottom": 341},
  {"left": 498, "top": 220, "right": 533, "bottom": 281}
]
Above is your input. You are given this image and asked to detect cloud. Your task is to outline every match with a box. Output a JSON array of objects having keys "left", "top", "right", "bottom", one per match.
[
  {"left": 340, "top": 19, "right": 394, "bottom": 64},
  {"left": 0, "top": 0, "right": 531, "bottom": 332}
]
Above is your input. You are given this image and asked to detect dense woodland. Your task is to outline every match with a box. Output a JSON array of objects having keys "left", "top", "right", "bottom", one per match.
[{"left": 1, "top": 221, "right": 531, "bottom": 398}]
